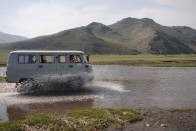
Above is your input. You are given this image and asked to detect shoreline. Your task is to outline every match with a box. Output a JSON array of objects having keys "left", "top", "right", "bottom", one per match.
[{"left": 0, "top": 107, "right": 196, "bottom": 131}]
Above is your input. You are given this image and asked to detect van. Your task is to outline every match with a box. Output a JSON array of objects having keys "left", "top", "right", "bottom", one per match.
[{"left": 6, "top": 50, "right": 93, "bottom": 88}]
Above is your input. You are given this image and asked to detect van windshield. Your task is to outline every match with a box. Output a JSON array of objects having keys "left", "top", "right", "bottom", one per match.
[{"left": 82, "top": 55, "right": 88, "bottom": 62}]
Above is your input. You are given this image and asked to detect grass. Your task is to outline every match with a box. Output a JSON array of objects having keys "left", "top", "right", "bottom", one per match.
[
  {"left": 24, "top": 113, "right": 51, "bottom": 126},
  {"left": 90, "top": 54, "right": 196, "bottom": 67},
  {"left": 24, "top": 113, "right": 64, "bottom": 130},
  {"left": 0, "top": 108, "right": 142, "bottom": 131},
  {"left": 0, "top": 76, "right": 6, "bottom": 82},
  {"left": 0, "top": 53, "right": 8, "bottom": 66},
  {"left": 0, "top": 53, "right": 196, "bottom": 67},
  {"left": 0, "top": 122, "right": 22, "bottom": 131}
]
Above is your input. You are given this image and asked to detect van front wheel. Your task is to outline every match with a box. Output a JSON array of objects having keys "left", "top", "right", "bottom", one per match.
[{"left": 16, "top": 79, "right": 35, "bottom": 93}]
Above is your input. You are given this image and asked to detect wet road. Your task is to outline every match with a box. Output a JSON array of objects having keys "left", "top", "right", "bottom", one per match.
[{"left": 0, "top": 65, "right": 196, "bottom": 122}]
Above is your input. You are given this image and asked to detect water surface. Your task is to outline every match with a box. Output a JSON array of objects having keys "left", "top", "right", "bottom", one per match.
[
  {"left": 0, "top": 65, "right": 196, "bottom": 122},
  {"left": 0, "top": 67, "right": 6, "bottom": 77}
]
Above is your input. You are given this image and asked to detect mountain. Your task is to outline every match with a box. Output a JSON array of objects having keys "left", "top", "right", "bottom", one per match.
[
  {"left": 109, "top": 18, "right": 196, "bottom": 54},
  {"left": 0, "top": 17, "right": 196, "bottom": 54},
  {"left": 0, "top": 31, "right": 28, "bottom": 44},
  {"left": 0, "top": 27, "right": 136, "bottom": 54}
]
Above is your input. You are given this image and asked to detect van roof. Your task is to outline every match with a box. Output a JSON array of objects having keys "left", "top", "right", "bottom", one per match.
[{"left": 10, "top": 50, "right": 84, "bottom": 54}]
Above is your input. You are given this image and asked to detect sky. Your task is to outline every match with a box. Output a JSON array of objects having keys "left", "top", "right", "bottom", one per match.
[{"left": 0, "top": 0, "right": 196, "bottom": 38}]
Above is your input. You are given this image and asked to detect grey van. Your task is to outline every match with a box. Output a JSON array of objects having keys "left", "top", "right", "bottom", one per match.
[{"left": 6, "top": 50, "right": 93, "bottom": 88}]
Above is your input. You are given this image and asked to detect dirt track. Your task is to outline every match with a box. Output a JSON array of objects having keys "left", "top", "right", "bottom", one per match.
[{"left": 121, "top": 108, "right": 196, "bottom": 131}]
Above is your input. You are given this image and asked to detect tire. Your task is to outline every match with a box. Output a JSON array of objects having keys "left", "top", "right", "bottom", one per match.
[
  {"left": 16, "top": 79, "right": 35, "bottom": 93},
  {"left": 71, "top": 77, "right": 84, "bottom": 88}
]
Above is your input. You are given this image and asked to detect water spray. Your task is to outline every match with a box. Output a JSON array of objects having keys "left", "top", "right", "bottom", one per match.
[{"left": 16, "top": 73, "right": 94, "bottom": 94}]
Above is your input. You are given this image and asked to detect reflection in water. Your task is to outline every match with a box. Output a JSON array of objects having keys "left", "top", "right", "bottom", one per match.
[
  {"left": 0, "top": 66, "right": 196, "bottom": 122},
  {"left": 0, "top": 105, "right": 8, "bottom": 122},
  {"left": 93, "top": 66, "right": 196, "bottom": 109},
  {"left": 7, "top": 100, "right": 93, "bottom": 121}
]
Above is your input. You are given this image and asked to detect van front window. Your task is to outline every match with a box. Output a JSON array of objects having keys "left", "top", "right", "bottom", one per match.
[{"left": 69, "top": 55, "right": 83, "bottom": 63}]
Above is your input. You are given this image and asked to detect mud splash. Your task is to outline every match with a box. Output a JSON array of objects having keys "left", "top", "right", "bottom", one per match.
[{"left": 16, "top": 73, "right": 93, "bottom": 94}]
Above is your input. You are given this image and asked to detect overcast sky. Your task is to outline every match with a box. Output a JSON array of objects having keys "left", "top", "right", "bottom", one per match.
[{"left": 0, "top": 0, "right": 195, "bottom": 38}]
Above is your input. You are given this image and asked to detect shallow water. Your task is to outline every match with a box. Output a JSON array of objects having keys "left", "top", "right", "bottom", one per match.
[
  {"left": 0, "top": 67, "right": 6, "bottom": 77},
  {"left": 0, "top": 65, "right": 196, "bottom": 122}
]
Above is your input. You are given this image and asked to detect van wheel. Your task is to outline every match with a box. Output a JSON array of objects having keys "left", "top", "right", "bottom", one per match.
[
  {"left": 70, "top": 77, "right": 84, "bottom": 88},
  {"left": 16, "top": 79, "right": 35, "bottom": 93}
]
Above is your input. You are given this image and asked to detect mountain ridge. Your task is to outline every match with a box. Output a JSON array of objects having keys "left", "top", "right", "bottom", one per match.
[{"left": 0, "top": 17, "right": 195, "bottom": 54}]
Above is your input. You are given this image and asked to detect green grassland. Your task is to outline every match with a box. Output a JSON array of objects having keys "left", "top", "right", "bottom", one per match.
[
  {"left": 0, "top": 76, "right": 6, "bottom": 82},
  {"left": 0, "top": 53, "right": 8, "bottom": 66},
  {"left": 0, "top": 108, "right": 142, "bottom": 131},
  {"left": 90, "top": 54, "right": 196, "bottom": 67},
  {"left": 1, "top": 53, "right": 196, "bottom": 67}
]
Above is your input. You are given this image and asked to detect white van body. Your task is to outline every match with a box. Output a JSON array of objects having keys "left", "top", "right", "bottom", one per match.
[{"left": 6, "top": 50, "right": 93, "bottom": 85}]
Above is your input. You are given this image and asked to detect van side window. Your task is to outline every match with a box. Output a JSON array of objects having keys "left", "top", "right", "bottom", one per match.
[
  {"left": 40, "top": 55, "right": 54, "bottom": 63},
  {"left": 58, "top": 55, "right": 66, "bottom": 63},
  {"left": 18, "top": 55, "right": 36, "bottom": 64}
]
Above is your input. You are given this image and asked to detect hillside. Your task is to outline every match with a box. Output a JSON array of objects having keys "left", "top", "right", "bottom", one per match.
[
  {"left": 109, "top": 18, "right": 196, "bottom": 54},
  {"left": 0, "top": 31, "right": 28, "bottom": 44},
  {"left": 0, "top": 17, "right": 196, "bottom": 54}
]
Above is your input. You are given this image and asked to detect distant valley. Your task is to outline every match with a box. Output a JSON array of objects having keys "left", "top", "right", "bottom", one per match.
[{"left": 0, "top": 17, "right": 196, "bottom": 54}]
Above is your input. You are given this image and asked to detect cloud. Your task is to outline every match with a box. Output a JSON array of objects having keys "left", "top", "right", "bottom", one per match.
[
  {"left": 126, "top": 7, "right": 196, "bottom": 29},
  {"left": 1, "top": 0, "right": 196, "bottom": 38},
  {"left": 150, "top": 0, "right": 196, "bottom": 8},
  {"left": 6, "top": 2, "right": 122, "bottom": 38},
  {"left": 7, "top": 3, "right": 83, "bottom": 37}
]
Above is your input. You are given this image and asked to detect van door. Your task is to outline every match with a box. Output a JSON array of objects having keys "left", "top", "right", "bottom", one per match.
[
  {"left": 56, "top": 54, "right": 88, "bottom": 75},
  {"left": 56, "top": 54, "right": 70, "bottom": 75},
  {"left": 67, "top": 54, "right": 87, "bottom": 74},
  {"left": 37, "top": 54, "right": 57, "bottom": 76}
]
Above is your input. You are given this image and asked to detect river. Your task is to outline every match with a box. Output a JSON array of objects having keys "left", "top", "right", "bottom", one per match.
[{"left": 0, "top": 65, "right": 196, "bottom": 122}]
